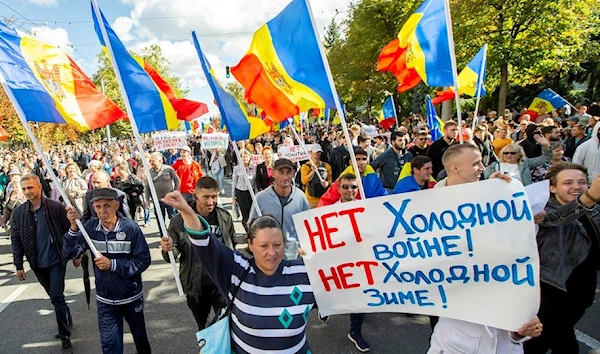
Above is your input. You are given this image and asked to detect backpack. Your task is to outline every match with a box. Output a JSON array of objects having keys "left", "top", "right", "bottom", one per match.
[{"left": 307, "top": 163, "right": 328, "bottom": 198}]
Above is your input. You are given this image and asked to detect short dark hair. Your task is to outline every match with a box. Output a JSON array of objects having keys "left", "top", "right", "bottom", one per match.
[
  {"left": 195, "top": 176, "right": 219, "bottom": 190},
  {"left": 541, "top": 126, "right": 557, "bottom": 135},
  {"left": 444, "top": 120, "right": 458, "bottom": 128},
  {"left": 546, "top": 162, "right": 588, "bottom": 187},
  {"left": 410, "top": 156, "right": 432, "bottom": 174},
  {"left": 339, "top": 173, "right": 357, "bottom": 182},
  {"left": 442, "top": 144, "right": 478, "bottom": 168},
  {"left": 391, "top": 132, "right": 405, "bottom": 142}
]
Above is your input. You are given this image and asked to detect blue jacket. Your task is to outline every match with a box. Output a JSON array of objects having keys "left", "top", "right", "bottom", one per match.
[
  {"left": 393, "top": 175, "right": 421, "bottom": 194},
  {"left": 63, "top": 217, "right": 150, "bottom": 305},
  {"left": 371, "top": 148, "right": 413, "bottom": 189}
]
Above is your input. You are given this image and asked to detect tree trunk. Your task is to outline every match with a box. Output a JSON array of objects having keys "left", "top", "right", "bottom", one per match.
[{"left": 498, "top": 63, "right": 508, "bottom": 117}]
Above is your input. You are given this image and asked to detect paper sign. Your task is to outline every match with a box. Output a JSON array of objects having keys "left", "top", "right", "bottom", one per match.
[
  {"left": 525, "top": 180, "right": 550, "bottom": 216},
  {"left": 292, "top": 179, "right": 540, "bottom": 331},
  {"left": 152, "top": 132, "right": 188, "bottom": 151},
  {"left": 361, "top": 125, "right": 377, "bottom": 137},
  {"left": 278, "top": 145, "right": 309, "bottom": 163},
  {"left": 250, "top": 154, "right": 265, "bottom": 166},
  {"left": 201, "top": 133, "right": 229, "bottom": 150}
]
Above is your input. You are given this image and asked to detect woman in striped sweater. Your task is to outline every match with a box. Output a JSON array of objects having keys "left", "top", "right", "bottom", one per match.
[{"left": 162, "top": 191, "right": 315, "bottom": 354}]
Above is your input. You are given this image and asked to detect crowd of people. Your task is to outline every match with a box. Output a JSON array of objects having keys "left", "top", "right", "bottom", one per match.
[{"left": 2, "top": 101, "right": 600, "bottom": 354}]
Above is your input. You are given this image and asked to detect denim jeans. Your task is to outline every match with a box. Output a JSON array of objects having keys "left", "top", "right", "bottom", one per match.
[{"left": 33, "top": 263, "right": 71, "bottom": 339}]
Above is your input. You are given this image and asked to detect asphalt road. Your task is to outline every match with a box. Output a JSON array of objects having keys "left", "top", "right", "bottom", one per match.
[{"left": 0, "top": 177, "right": 599, "bottom": 354}]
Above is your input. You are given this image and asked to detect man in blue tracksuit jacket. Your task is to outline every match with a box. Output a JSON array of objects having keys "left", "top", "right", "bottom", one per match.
[{"left": 63, "top": 188, "right": 151, "bottom": 354}]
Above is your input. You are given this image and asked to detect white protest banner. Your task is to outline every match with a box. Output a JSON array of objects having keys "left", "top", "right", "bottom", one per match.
[
  {"left": 201, "top": 133, "right": 229, "bottom": 149},
  {"left": 278, "top": 145, "right": 309, "bottom": 163},
  {"left": 361, "top": 125, "right": 377, "bottom": 137},
  {"left": 250, "top": 154, "right": 265, "bottom": 166},
  {"left": 292, "top": 179, "right": 540, "bottom": 331},
  {"left": 152, "top": 131, "right": 188, "bottom": 151}
]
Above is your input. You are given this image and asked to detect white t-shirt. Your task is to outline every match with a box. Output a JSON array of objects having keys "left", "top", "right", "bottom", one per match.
[{"left": 499, "top": 162, "right": 521, "bottom": 181}]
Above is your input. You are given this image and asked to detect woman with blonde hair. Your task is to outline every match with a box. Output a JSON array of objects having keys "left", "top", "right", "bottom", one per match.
[
  {"left": 483, "top": 138, "right": 552, "bottom": 185},
  {"left": 62, "top": 161, "right": 87, "bottom": 212}
]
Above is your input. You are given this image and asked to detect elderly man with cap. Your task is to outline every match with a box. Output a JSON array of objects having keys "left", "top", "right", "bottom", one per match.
[
  {"left": 300, "top": 144, "right": 332, "bottom": 208},
  {"left": 171, "top": 146, "right": 203, "bottom": 203},
  {"left": 82, "top": 171, "right": 131, "bottom": 223},
  {"left": 248, "top": 157, "right": 310, "bottom": 259},
  {"left": 63, "top": 188, "right": 152, "bottom": 354}
]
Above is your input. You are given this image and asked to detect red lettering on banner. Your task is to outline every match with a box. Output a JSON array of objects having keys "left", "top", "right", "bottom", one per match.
[
  {"left": 337, "top": 263, "right": 360, "bottom": 289},
  {"left": 356, "top": 261, "right": 379, "bottom": 285},
  {"left": 305, "top": 218, "right": 325, "bottom": 252},
  {"left": 318, "top": 267, "right": 341, "bottom": 291},
  {"left": 339, "top": 207, "right": 365, "bottom": 243},
  {"left": 322, "top": 212, "right": 346, "bottom": 249}
]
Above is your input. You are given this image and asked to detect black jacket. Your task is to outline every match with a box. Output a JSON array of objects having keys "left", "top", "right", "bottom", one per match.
[
  {"left": 427, "top": 138, "right": 453, "bottom": 179},
  {"left": 473, "top": 136, "right": 498, "bottom": 167},
  {"left": 329, "top": 145, "right": 350, "bottom": 181},
  {"left": 538, "top": 196, "right": 600, "bottom": 292},
  {"left": 255, "top": 162, "right": 273, "bottom": 191},
  {"left": 564, "top": 135, "right": 589, "bottom": 160},
  {"left": 164, "top": 202, "right": 235, "bottom": 296},
  {"left": 11, "top": 197, "right": 71, "bottom": 270}
]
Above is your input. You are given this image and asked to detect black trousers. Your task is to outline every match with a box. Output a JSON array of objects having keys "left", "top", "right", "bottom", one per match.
[
  {"left": 33, "top": 263, "right": 71, "bottom": 339},
  {"left": 187, "top": 285, "right": 227, "bottom": 330},
  {"left": 524, "top": 282, "right": 590, "bottom": 354},
  {"left": 350, "top": 313, "right": 364, "bottom": 333},
  {"left": 235, "top": 189, "right": 252, "bottom": 231}
]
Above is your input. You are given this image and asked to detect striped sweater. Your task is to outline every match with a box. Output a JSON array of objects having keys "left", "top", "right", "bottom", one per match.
[{"left": 186, "top": 221, "right": 315, "bottom": 354}]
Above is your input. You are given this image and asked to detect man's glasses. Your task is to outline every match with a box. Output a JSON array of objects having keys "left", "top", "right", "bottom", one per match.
[
  {"left": 503, "top": 151, "right": 518, "bottom": 155},
  {"left": 418, "top": 138, "right": 427, "bottom": 141},
  {"left": 341, "top": 184, "right": 358, "bottom": 190}
]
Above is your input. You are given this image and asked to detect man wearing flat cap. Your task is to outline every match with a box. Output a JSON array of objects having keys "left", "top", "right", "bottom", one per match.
[
  {"left": 63, "top": 188, "right": 151, "bottom": 354},
  {"left": 248, "top": 158, "right": 309, "bottom": 259}
]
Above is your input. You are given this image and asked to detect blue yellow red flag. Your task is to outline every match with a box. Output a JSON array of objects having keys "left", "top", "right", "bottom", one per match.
[
  {"left": 432, "top": 44, "right": 487, "bottom": 105},
  {"left": 378, "top": 96, "right": 396, "bottom": 130},
  {"left": 525, "top": 89, "right": 569, "bottom": 120},
  {"left": 192, "top": 32, "right": 269, "bottom": 141},
  {"left": 231, "top": 0, "right": 336, "bottom": 123},
  {"left": 426, "top": 95, "right": 444, "bottom": 141},
  {"left": 377, "top": 0, "right": 453, "bottom": 92},
  {"left": 92, "top": 2, "right": 207, "bottom": 133},
  {"left": 0, "top": 22, "right": 125, "bottom": 131}
]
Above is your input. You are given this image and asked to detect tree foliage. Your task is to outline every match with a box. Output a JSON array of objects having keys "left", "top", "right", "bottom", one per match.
[{"left": 328, "top": 0, "right": 600, "bottom": 118}]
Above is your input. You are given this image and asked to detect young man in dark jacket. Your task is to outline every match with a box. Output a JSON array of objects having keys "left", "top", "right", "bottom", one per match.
[
  {"left": 11, "top": 174, "right": 74, "bottom": 352},
  {"left": 525, "top": 162, "right": 600, "bottom": 354},
  {"left": 371, "top": 131, "right": 413, "bottom": 192},
  {"left": 160, "top": 177, "right": 236, "bottom": 330},
  {"left": 63, "top": 188, "right": 151, "bottom": 354}
]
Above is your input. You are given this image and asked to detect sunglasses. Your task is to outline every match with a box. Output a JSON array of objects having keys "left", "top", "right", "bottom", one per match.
[
  {"left": 356, "top": 157, "right": 368, "bottom": 161},
  {"left": 503, "top": 151, "right": 518, "bottom": 155},
  {"left": 418, "top": 138, "right": 427, "bottom": 141},
  {"left": 341, "top": 184, "right": 358, "bottom": 190}
]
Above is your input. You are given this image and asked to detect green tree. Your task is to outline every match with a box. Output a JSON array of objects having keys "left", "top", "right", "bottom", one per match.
[
  {"left": 91, "top": 44, "right": 190, "bottom": 137},
  {"left": 323, "top": 18, "right": 342, "bottom": 51}
]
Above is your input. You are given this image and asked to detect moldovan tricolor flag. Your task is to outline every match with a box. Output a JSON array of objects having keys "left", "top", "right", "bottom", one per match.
[
  {"left": 192, "top": 32, "right": 269, "bottom": 141},
  {"left": 525, "top": 89, "right": 569, "bottom": 120},
  {"left": 378, "top": 96, "right": 396, "bottom": 130},
  {"left": 231, "top": 0, "right": 336, "bottom": 123},
  {"left": 432, "top": 44, "right": 487, "bottom": 105},
  {"left": 0, "top": 22, "right": 125, "bottom": 131},
  {"left": 92, "top": 1, "right": 208, "bottom": 133},
  {"left": 377, "top": 0, "right": 454, "bottom": 92}
]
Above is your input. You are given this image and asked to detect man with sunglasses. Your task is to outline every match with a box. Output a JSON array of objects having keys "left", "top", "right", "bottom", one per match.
[
  {"left": 408, "top": 131, "right": 430, "bottom": 157},
  {"left": 317, "top": 147, "right": 387, "bottom": 207}
]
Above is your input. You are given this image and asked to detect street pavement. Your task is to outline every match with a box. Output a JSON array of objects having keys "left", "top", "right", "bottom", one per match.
[{"left": 0, "top": 177, "right": 599, "bottom": 353}]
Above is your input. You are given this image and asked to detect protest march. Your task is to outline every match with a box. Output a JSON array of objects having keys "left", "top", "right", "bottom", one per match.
[{"left": 0, "top": 0, "right": 599, "bottom": 353}]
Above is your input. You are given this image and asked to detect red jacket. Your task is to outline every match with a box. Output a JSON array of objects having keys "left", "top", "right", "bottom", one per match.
[{"left": 172, "top": 159, "right": 203, "bottom": 194}]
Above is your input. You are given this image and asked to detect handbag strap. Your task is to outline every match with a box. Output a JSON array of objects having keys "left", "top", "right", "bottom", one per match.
[{"left": 224, "top": 264, "right": 251, "bottom": 317}]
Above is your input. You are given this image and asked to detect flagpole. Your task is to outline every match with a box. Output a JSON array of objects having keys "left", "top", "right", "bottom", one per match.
[
  {"left": 390, "top": 95, "right": 400, "bottom": 128},
  {"left": 100, "top": 77, "right": 111, "bottom": 146},
  {"left": 472, "top": 44, "right": 487, "bottom": 132},
  {"left": 444, "top": 0, "right": 463, "bottom": 144},
  {"left": 305, "top": 0, "right": 365, "bottom": 198},
  {"left": 92, "top": 0, "right": 184, "bottom": 297},
  {"left": 231, "top": 140, "right": 261, "bottom": 217},
  {"left": 0, "top": 73, "right": 100, "bottom": 258},
  {"left": 290, "top": 124, "right": 325, "bottom": 183}
]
